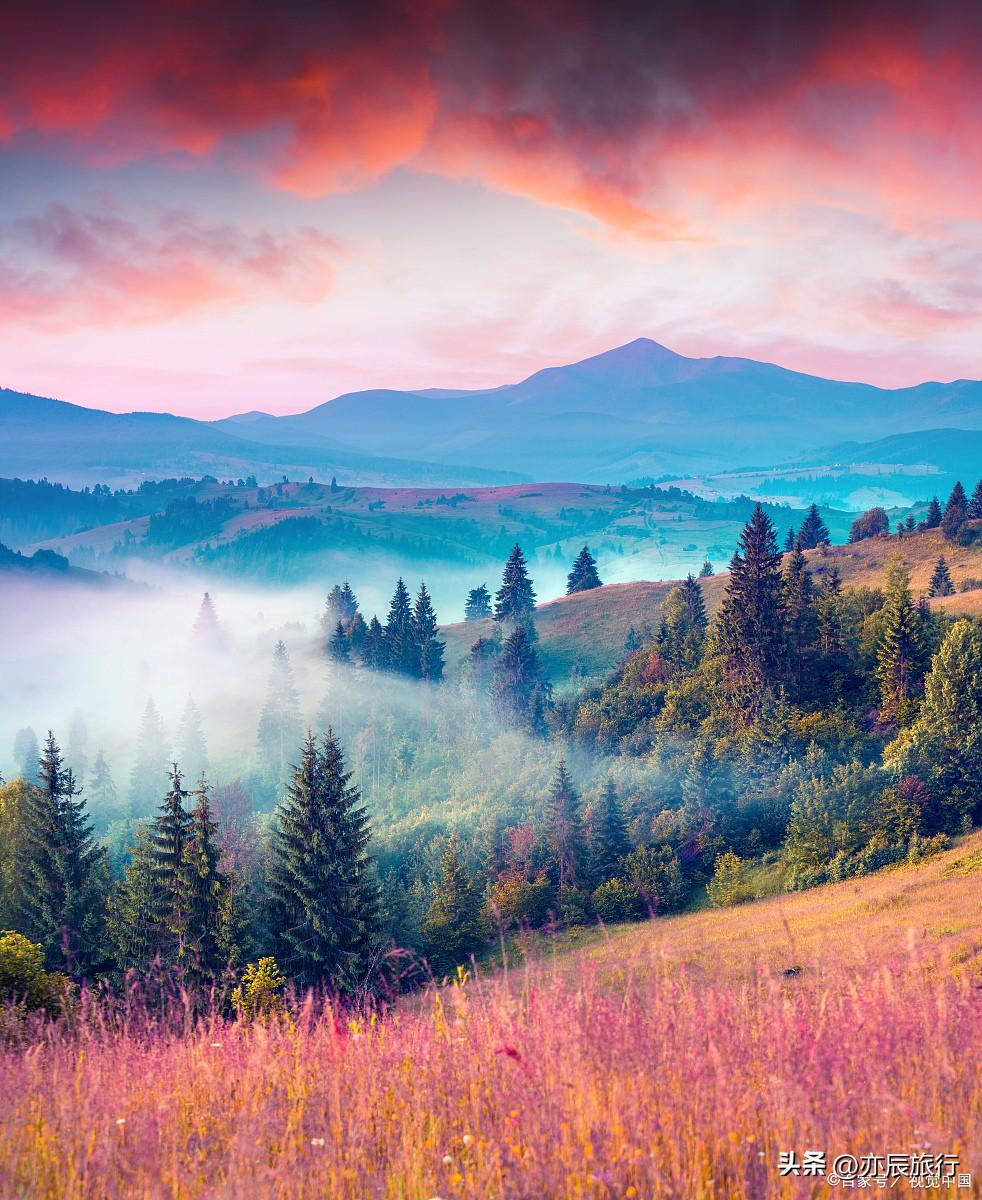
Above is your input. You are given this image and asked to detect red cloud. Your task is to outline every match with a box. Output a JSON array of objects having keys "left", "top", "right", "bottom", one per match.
[
  {"left": 1, "top": 1, "right": 981, "bottom": 235},
  {"left": 0, "top": 203, "right": 339, "bottom": 330}
]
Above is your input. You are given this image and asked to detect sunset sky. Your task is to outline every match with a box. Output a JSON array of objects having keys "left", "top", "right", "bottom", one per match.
[{"left": 1, "top": 0, "right": 981, "bottom": 418}]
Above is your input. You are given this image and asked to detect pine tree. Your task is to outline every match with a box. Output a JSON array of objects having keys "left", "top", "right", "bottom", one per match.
[
  {"left": 489, "top": 624, "right": 551, "bottom": 734},
  {"left": 176, "top": 777, "right": 235, "bottom": 984},
  {"left": 969, "top": 479, "right": 982, "bottom": 520},
  {"left": 422, "top": 833, "right": 481, "bottom": 972},
  {"left": 928, "top": 555, "right": 955, "bottom": 598},
  {"left": 589, "top": 780, "right": 629, "bottom": 883},
  {"left": 942, "top": 481, "right": 968, "bottom": 541},
  {"left": 783, "top": 545, "right": 817, "bottom": 699},
  {"left": 361, "top": 616, "right": 386, "bottom": 671},
  {"left": 797, "top": 503, "right": 830, "bottom": 550},
  {"left": 322, "top": 582, "right": 358, "bottom": 633},
  {"left": 464, "top": 584, "right": 492, "bottom": 622},
  {"left": 925, "top": 497, "right": 943, "bottom": 529},
  {"left": 268, "top": 731, "right": 378, "bottom": 991},
  {"left": 715, "top": 505, "right": 787, "bottom": 720},
  {"left": 659, "top": 574, "right": 707, "bottom": 674},
  {"left": 130, "top": 698, "right": 170, "bottom": 818},
  {"left": 148, "top": 767, "right": 194, "bottom": 965},
  {"left": 87, "top": 750, "right": 118, "bottom": 821},
  {"left": 178, "top": 696, "right": 208, "bottom": 784},
  {"left": 412, "top": 582, "right": 445, "bottom": 682},
  {"left": 383, "top": 578, "right": 418, "bottom": 676},
  {"left": 257, "top": 641, "right": 302, "bottom": 785},
  {"left": 328, "top": 621, "right": 350, "bottom": 663},
  {"left": 545, "top": 759, "right": 584, "bottom": 893},
  {"left": 876, "top": 559, "right": 925, "bottom": 726},
  {"left": 699, "top": 559, "right": 714, "bottom": 578},
  {"left": 494, "top": 544, "right": 536, "bottom": 621},
  {"left": 566, "top": 545, "right": 602, "bottom": 594},
  {"left": 467, "top": 634, "right": 500, "bottom": 693},
  {"left": 192, "top": 592, "right": 224, "bottom": 650},
  {"left": 817, "top": 565, "right": 843, "bottom": 657},
  {"left": 784, "top": 526, "right": 796, "bottom": 552},
  {"left": 13, "top": 727, "right": 40, "bottom": 781},
  {"left": 109, "top": 825, "right": 163, "bottom": 973},
  {"left": 17, "top": 733, "right": 106, "bottom": 976},
  {"left": 905, "top": 514, "right": 916, "bottom": 533}
]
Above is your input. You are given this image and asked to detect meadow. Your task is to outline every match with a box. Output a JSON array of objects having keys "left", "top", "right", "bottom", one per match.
[{"left": 2, "top": 833, "right": 979, "bottom": 1200}]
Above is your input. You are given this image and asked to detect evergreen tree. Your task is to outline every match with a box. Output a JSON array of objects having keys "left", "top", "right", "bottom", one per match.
[
  {"left": 130, "top": 698, "right": 170, "bottom": 818},
  {"left": 928, "top": 555, "right": 955, "bottom": 598},
  {"left": 176, "top": 777, "right": 235, "bottom": 983},
  {"left": 383, "top": 578, "right": 418, "bottom": 676},
  {"left": 192, "top": 592, "right": 224, "bottom": 650},
  {"left": 412, "top": 582, "right": 445, "bottom": 682},
  {"left": 817, "top": 565, "right": 844, "bottom": 658},
  {"left": 13, "top": 727, "right": 39, "bottom": 781},
  {"left": 87, "top": 750, "right": 120, "bottom": 823},
  {"left": 178, "top": 696, "right": 208, "bottom": 784},
  {"left": 545, "top": 759, "right": 584, "bottom": 893},
  {"left": 904, "top": 514, "right": 916, "bottom": 533},
  {"left": 798, "top": 503, "right": 830, "bottom": 550},
  {"left": 464, "top": 584, "right": 492, "bottom": 622},
  {"left": 941, "top": 481, "right": 968, "bottom": 541},
  {"left": 969, "top": 479, "right": 982, "bottom": 520},
  {"left": 108, "top": 825, "right": 163, "bottom": 973},
  {"left": 494, "top": 544, "right": 536, "bottom": 621},
  {"left": 17, "top": 733, "right": 106, "bottom": 976},
  {"left": 699, "top": 559, "right": 714, "bottom": 578},
  {"left": 345, "top": 611, "right": 367, "bottom": 657},
  {"left": 322, "top": 582, "right": 358, "bottom": 633},
  {"left": 257, "top": 641, "right": 302, "bottom": 785},
  {"left": 566, "top": 545, "right": 602, "bottom": 594},
  {"left": 876, "top": 559, "right": 925, "bottom": 726},
  {"left": 489, "top": 624, "right": 551, "bottom": 734},
  {"left": 783, "top": 546, "right": 817, "bottom": 699},
  {"left": 65, "top": 713, "right": 88, "bottom": 787},
  {"left": 659, "top": 574, "right": 707, "bottom": 674},
  {"left": 268, "top": 731, "right": 378, "bottom": 991},
  {"left": 715, "top": 505, "right": 787, "bottom": 720},
  {"left": 148, "top": 767, "right": 194, "bottom": 965},
  {"left": 328, "top": 621, "right": 350, "bottom": 664},
  {"left": 924, "top": 496, "right": 943, "bottom": 529},
  {"left": 422, "top": 832, "right": 481, "bottom": 971},
  {"left": 589, "top": 780, "right": 630, "bottom": 883},
  {"left": 361, "top": 616, "right": 386, "bottom": 671},
  {"left": 783, "top": 526, "right": 796, "bottom": 552},
  {"left": 467, "top": 634, "right": 501, "bottom": 694}
]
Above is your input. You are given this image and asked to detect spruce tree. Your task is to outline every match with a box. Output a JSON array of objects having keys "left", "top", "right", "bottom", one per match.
[
  {"left": 545, "top": 759, "right": 584, "bottom": 893},
  {"left": 942, "top": 481, "right": 968, "bottom": 541},
  {"left": 494, "top": 544, "right": 536, "bottom": 621},
  {"left": 412, "top": 582, "right": 445, "bottom": 682},
  {"left": 130, "top": 698, "right": 170, "bottom": 818},
  {"left": 361, "top": 616, "right": 386, "bottom": 671},
  {"left": 783, "top": 545, "right": 817, "bottom": 699},
  {"left": 257, "top": 641, "right": 302, "bottom": 785},
  {"left": 422, "top": 833, "right": 481, "bottom": 972},
  {"left": 65, "top": 713, "right": 88, "bottom": 787},
  {"left": 904, "top": 514, "right": 916, "bottom": 533},
  {"left": 876, "top": 559, "right": 925, "bottom": 726},
  {"left": 798, "top": 503, "right": 830, "bottom": 550},
  {"left": 659, "top": 574, "right": 707, "bottom": 674},
  {"left": 716, "top": 505, "right": 787, "bottom": 720},
  {"left": 176, "top": 777, "right": 235, "bottom": 984},
  {"left": 817, "top": 565, "right": 843, "bottom": 657},
  {"left": 566, "top": 545, "right": 602, "bottom": 594},
  {"left": 464, "top": 584, "right": 492, "bottom": 622},
  {"left": 784, "top": 526, "right": 796, "bottom": 552},
  {"left": 489, "top": 624, "right": 551, "bottom": 734},
  {"left": 589, "top": 780, "right": 630, "bottom": 884},
  {"left": 148, "top": 767, "right": 194, "bottom": 965},
  {"left": 192, "top": 592, "right": 224, "bottom": 650},
  {"left": 467, "top": 634, "right": 500, "bottom": 694},
  {"left": 383, "top": 578, "right": 418, "bottom": 676},
  {"left": 109, "top": 825, "right": 163, "bottom": 973},
  {"left": 13, "top": 727, "right": 39, "bottom": 781},
  {"left": 925, "top": 497, "right": 943, "bottom": 528},
  {"left": 699, "top": 559, "right": 714, "bottom": 578},
  {"left": 178, "top": 696, "right": 208, "bottom": 784},
  {"left": 268, "top": 731, "right": 378, "bottom": 991},
  {"left": 969, "top": 479, "right": 982, "bottom": 520},
  {"left": 328, "top": 621, "right": 350, "bottom": 663},
  {"left": 928, "top": 556, "right": 955, "bottom": 598},
  {"left": 88, "top": 750, "right": 118, "bottom": 822}
]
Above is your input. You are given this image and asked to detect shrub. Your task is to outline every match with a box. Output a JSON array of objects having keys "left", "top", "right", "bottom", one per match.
[
  {"left": 706, "top": 851, "right": 754, "bottom": 908},
  {"left": 591, "top": 878, "right": 642, "bottom": 923},
  {"left": 484, "top": 872, "right": 552, "bottom": 932},
  {"left": 0, "top": 930, "right": 73, "bottom": 1017},
  {"left": 231, "top": 957, "right": 286, "bottom": 1020}
]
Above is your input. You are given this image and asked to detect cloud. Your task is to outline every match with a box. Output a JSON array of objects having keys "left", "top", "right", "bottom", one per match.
[
  {"left": 2, "top": 1, "right": 982, "bottom": 236},
  {"left": 0, "top": 202, "right": 340, "bottom": 330}
]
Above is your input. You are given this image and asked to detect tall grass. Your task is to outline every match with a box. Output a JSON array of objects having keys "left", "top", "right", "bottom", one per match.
[{"left": 0, "top": 939, "right": 978, "bottom": 1199}]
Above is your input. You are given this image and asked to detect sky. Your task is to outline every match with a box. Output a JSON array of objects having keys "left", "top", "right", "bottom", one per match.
[{"left": 1, "top": 0, "right": 981, "bottom": 419}]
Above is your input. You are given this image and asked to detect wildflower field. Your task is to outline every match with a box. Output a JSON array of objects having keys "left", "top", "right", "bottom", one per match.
[{"left": 2, "top": 835, "right": 980, "bottom": 1200}]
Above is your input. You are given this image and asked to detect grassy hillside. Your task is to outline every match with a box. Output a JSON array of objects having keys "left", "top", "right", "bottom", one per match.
[
  {"left": 443, "top": 525, "right": 982, "bottom": 685},
  {"left": 4, "top": 834, "right": 977, "bottom": 1199}
]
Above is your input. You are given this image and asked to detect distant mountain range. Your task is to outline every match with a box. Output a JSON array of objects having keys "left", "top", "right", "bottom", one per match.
[{"left": 4, "top": 338, "right": 981, "bottom": 491}]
